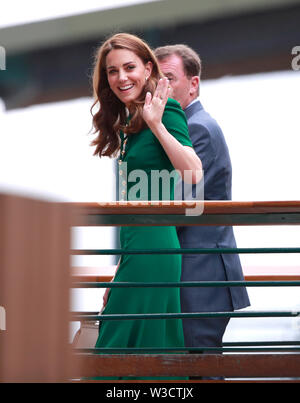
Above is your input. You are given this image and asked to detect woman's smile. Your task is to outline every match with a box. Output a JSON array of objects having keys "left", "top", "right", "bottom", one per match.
[{"left": 119, "top": 84, "right": 134, "bottom": 92}]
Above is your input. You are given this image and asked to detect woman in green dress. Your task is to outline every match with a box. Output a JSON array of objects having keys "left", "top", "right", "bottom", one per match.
[{"left": 90, "top": 33, "right": 202, "bottom": 379}]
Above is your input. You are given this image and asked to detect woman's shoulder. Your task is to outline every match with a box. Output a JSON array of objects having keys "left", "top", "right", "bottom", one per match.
[
  {"left": 163, "top": 98, "right": 187, "bottom": 124},
  {"left": 162, "top": 98, "right": 191, "bottom": 145},
  {"left": 165, "top": 97, "right": 183, "bottom": 111}
]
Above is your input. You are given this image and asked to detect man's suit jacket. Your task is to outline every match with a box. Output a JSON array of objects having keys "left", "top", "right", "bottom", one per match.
[{"left": 177, "top": 100, "right": 250, "bottom": 314}]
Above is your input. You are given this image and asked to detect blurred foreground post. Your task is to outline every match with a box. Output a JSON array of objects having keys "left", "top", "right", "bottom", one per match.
[{"left": 0, "top": 193, "right": 72, "bottom": 382}]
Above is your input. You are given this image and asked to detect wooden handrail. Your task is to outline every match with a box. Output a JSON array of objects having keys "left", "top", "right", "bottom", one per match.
[
  {"left": 69, "top": 200, "right": 300, "bottom": 226},
  {"left": 69, "top": 200, "right": 300, "bottom": 215},
  {"left": 73, "top": 353, "right": 300, "bottom": 378}
]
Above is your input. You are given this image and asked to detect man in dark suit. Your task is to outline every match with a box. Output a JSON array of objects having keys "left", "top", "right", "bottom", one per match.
[{"left": 155, "top": 45, "right": 250, "bottom": 356}]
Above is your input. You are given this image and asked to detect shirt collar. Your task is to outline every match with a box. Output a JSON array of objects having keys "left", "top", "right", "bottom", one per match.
[{"left": 185, "top": 98, "right": 199, "bottom": 110}]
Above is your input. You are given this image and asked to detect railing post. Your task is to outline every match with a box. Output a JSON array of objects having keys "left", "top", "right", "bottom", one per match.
[{"left": 0, "top": 193, "right": 72, "bottom": 382}]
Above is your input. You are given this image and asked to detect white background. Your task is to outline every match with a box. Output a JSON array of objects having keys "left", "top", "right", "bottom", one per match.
[{"left": 0, "top": 0, "right": 159, "bottom": 28}]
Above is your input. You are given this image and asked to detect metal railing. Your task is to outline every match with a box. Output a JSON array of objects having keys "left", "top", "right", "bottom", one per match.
[{"left": 71, "top": 200, "right": 300, "bottom": 380}]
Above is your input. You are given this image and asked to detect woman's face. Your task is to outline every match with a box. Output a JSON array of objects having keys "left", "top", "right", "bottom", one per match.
[{"left": 106, "top": 48, "right": 152, "bottom": 107}]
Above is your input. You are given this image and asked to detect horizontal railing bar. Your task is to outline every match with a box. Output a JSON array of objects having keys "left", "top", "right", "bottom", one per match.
[
  {"left": 72, "top": 353, "right": 300, "bottom": 378},
  {"left": 71, "top": 280, "right": 300, "bottom": 288},
  {"left": 79, "top": 213, "right": 300, "bottom": 226},
  {"left": 71, "top": 202, "right": 300, "bottom": 227},
  {"left": 71, "top": 247, "right": 300, "bottom": 255},
  {"left": 71, "top": 200, "right": 300, "bottom": 214},
  {"left": 74, "top": 346, "right": 300, "bottom": 353},
  {"left": 71, "top": 338, "right": 300, "bottom": 347},
  {"left": 72, "top": 329, "right": 300, "bottom": 356},
  {"left": 73, "top": 340, "right": 300, "bottom": 353},
  {"left": 74, "top": 212, "right": 300, "bottom": 226},
  {"left": 224, "top": 341, "right": 300, "bottom": 346},
  {"left": 71, "top": 311, "right": 300, "bottom": 321}
]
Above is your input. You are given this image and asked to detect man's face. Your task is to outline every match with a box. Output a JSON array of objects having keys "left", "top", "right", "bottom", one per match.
[{"left": 158, "top": 53, "right": 196, "bottom": 110}]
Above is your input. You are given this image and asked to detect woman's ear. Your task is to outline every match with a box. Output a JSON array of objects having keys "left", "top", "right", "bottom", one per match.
[{"left": 145, "top": 61, "right": 153, "bottom": 80}]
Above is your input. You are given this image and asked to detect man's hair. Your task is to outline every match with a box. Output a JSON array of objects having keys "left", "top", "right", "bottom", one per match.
[{"left": 154, "top": 44, "right": 202, "bottom": 79}]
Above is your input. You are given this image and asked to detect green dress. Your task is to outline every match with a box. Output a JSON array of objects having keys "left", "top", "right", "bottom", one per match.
[{"left": 95, "top": 98, "right": 193, "bottom": 379}]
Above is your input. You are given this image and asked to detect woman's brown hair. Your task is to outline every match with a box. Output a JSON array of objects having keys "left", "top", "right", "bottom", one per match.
[{"left": 90, "top": 33, "right": 164, "bottom": 158}]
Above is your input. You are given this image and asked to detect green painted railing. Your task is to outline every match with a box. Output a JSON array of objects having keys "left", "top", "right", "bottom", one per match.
[
  {"left": 72, "top": 280, "right": 300, "bottom": 288},
  {"left": 72, "top": 247, "right": 300, "bottom": 255},
  {"left": 71, "top": 201, "right": 300, "bottom": 378}
]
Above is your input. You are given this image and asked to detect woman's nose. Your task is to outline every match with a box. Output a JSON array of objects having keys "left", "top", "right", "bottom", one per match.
[{"left": 119, "top": 69, "right": 127, "bottom": 81}]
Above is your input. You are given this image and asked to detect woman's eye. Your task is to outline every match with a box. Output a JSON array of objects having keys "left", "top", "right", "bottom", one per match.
[{"left": 127, "top": 65, "right": 135, "bottom": 70}]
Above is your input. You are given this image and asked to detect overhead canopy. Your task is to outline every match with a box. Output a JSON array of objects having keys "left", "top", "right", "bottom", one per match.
[
  {"left": 1, "top": 0, "right": 298, "bottom": 54},
  {"left": 1, "top": 0, "right": 300, "bottom": 109}
]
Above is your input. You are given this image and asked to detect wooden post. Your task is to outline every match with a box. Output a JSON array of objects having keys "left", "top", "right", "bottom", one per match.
[{"left": 0, "top": 193, "right": 72, "bottom": 382}]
